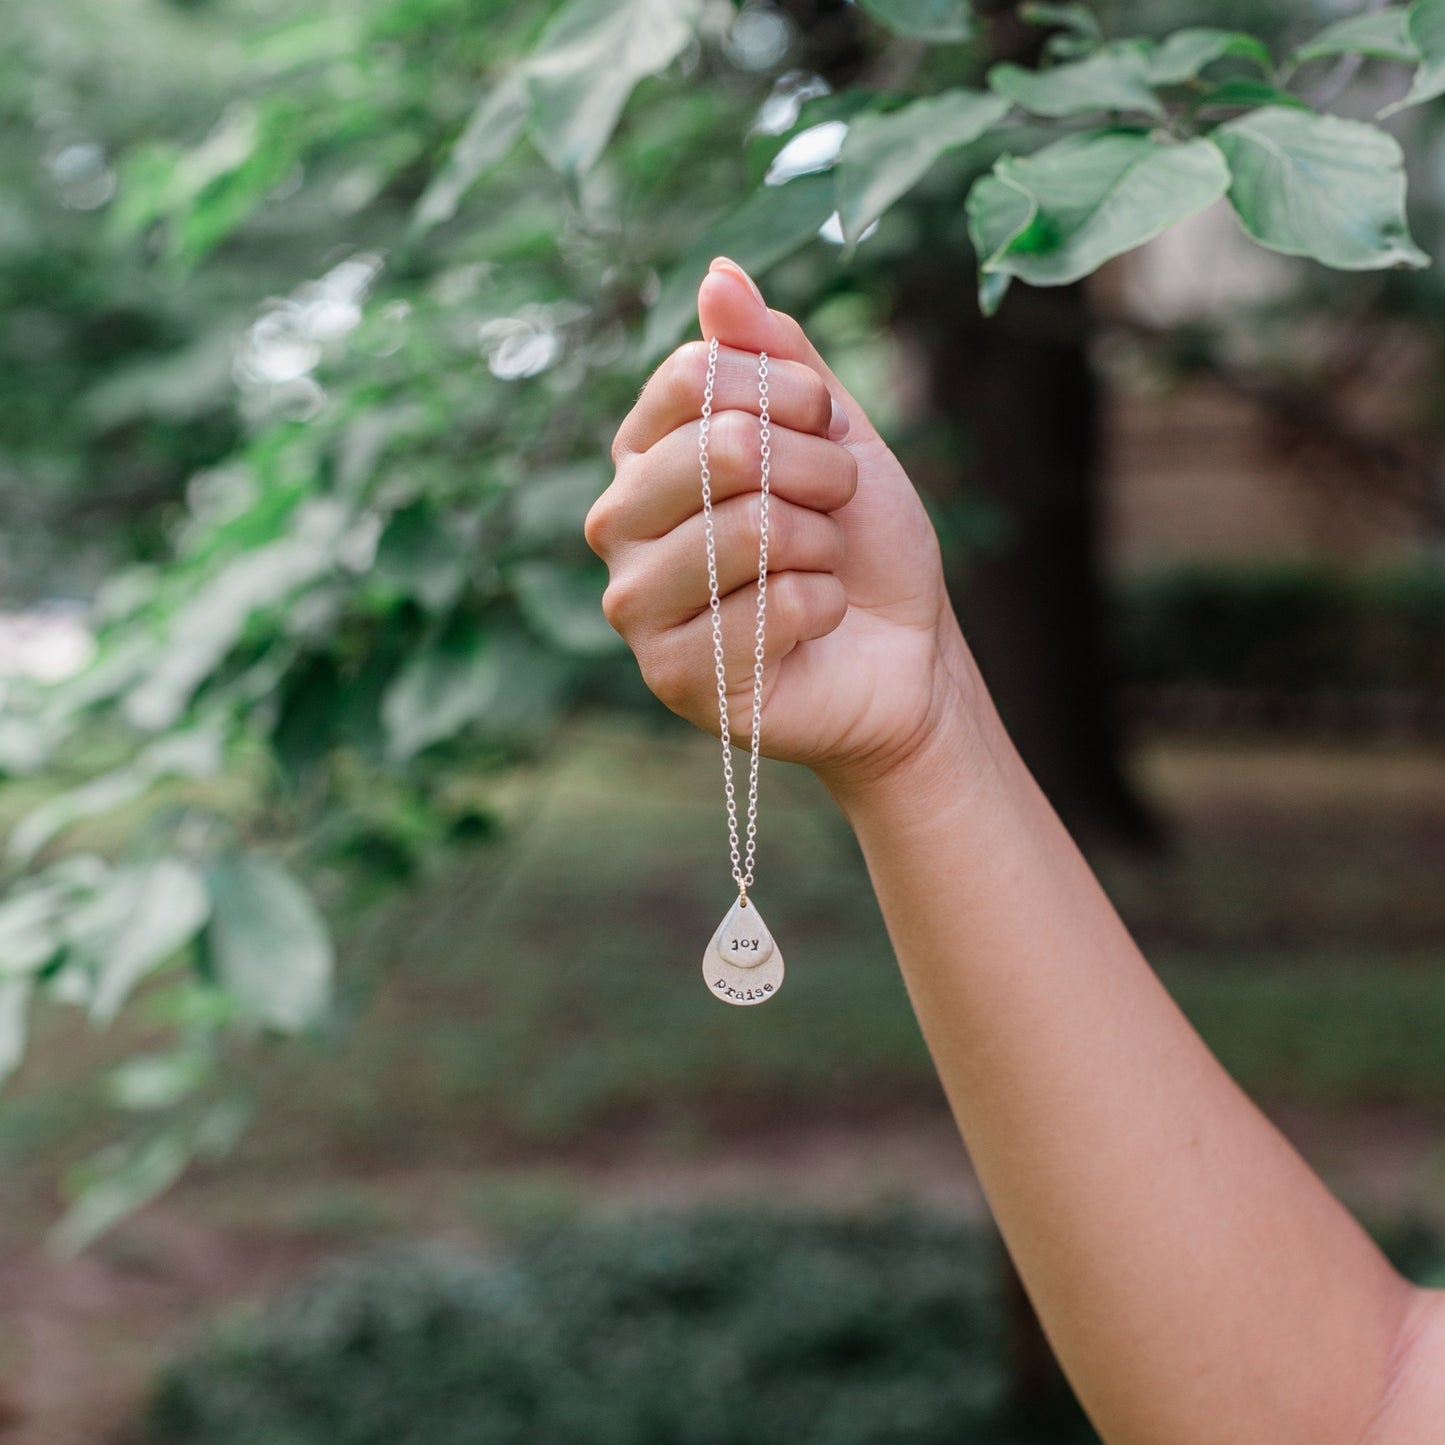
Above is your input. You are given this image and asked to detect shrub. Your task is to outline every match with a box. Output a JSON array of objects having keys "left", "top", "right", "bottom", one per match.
[
  {"left": 1114, "top": 564, "right": 1445, "bottom": 693},
  {"left": 144, "top": 1211, "right": 1096, "bottom": 1445}
]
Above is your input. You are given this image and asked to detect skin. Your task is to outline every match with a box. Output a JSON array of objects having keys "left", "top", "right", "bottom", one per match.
[{"left": 586, "top": 256, "right": 1445, "bottom": 1444}]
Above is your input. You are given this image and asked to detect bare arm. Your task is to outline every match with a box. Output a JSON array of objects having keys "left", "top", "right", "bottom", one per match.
[
  {"left": 587, "top": 257, "right": 1445, "bottom": 1444},
  {"left": 828, "top": 625, "right": 1445, "bottom": 1445}
]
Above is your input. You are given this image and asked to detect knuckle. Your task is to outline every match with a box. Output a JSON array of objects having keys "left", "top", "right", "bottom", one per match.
[
  {"left": 710, "top": 407, "right": 756, "bottom": 477},
  {"left": 768, "top": 569, "right": 805, "bottom": 628},
  {"left": 723, "top": 491, "right": 765, "bottom": 552},
  {"left": 761, "top": 496, "right": 794, "bottom": 556},
  {"left": 600, "top": 571, "right": 641, "bottom": 632},
  {"left": 774, "top": 570, "right": 844, "bottom": 633},
  {"left": 668, "top": 341, "right": 710, "bottom": 405},
  {"left": 640, "top": 647, "right": 693, "bottom": 712},
  {"left": 584, "top": 490, "right": 618, "bottom": 555}
]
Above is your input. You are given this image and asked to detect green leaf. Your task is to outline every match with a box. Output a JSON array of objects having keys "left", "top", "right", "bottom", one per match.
[
  {"left": 1019, "top": 2, "right": 1101, "bottom": 42},
  {"left": 989, "top": 42, "right": 1165, "bottom": 119},
  {"left": 1215, "top": 107, "right": 1429, "bottom": 270},
  {"left": 48, "top": 1103, "right": 242, "bottom": 1254},
  {"left": 1385, "top": 0, "right": 1445, "bottom": 112},
  {"left": 414, "top": 72, "right": 528, "bottom": 231},
  {"left": 1290, "top": 8, "right": 1417, "bottom": 65},
  {"left": 370, "top": 502, "right": 469, "bottom": 614},
  {"left": 112, "top": 107, "right": 259, "bottom": 235},
  {"left": 642, "top": 171, "right": 838, "bottom": 362},
  {"left": 124, "top": 509, "right": 346, "bottom": 732},
  {"left": 50, "top": 1100, "right": 250, "bottom": 1256},
  {"left": 511, "top": 463, "right": 610, "bottom": 551},
  {"left": 1191, "top": 78, "right": 1310, "bottom": 112},
  {"left": 381, "top": 618, "right": 501, "bottom": 763},
  {"left": 73, "top": 859, "right": 211, "bottom": 1025},
  {"left": 835, "top": 89, "right": 1010, "bottom": 246},
  {"left": 968, "top": 131, "right": 1231, "bottom": 314},
  {"left": 6, "top": 728, "right": 222, "bottom": 867},
  {"left": 1023, "top": 4, "right": 1098, "bottom": 60},
  {"left": 1148, "top": 29, "right": 1274, "bottom": 85},
  {"left": 525, "top": 0, "right": 703, "bottom": 176},
  {"left": 0, "top": 978, "right": 32, "bottom": 1091},
  {"left": 856, "top": 0, "right": 973, "bottom": 42},
  {"left": 511, "top": 561, "right": 625, "bottom": 657},
  {"left": 0, "top": 883, "right": 70, "bottom": 976},
  {"left": 967, "top": 173, "right": 1037, "bottom": 314},
  {"left": 205, "top": 854, "right": 332, "bottom": 1033},
  {"left": 107, "top": 1049, "right": 213, "bottom": 1111},
  {"left": 51, "top": 1131, "right": 192, "bottom": 1255}
]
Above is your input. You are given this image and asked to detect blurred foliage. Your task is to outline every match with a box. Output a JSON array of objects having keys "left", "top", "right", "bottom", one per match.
[
  {"left": 132, "top": 1207, "right": 1445, "bottom": 1444},
  {"left": 1117, "top": 562, "right": 1445, "bottom": 691},
  {"left": 143, "top": 1211, "right": 1096, "bottom": 1445},
  {"left": 2, "top": 0, "right": 1444, "bottom": 1247}
]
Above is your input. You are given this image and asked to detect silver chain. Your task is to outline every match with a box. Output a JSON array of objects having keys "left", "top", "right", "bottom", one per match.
[{"left": 698, "top": 335, "right": 770, "bottom": 904}]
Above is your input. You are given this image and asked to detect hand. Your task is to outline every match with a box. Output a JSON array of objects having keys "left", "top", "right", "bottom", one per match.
[{"left": 586, "top": 257, "right": 976, "bottom": 797}]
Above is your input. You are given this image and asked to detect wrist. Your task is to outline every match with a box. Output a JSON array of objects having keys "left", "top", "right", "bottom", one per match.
[{"left": 816, "top": 619, "right": 1014, "bottom": 828}]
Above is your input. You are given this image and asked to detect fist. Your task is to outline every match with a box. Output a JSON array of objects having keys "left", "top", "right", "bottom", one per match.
[{"left": 585, "top": 258, "right": 969, "bottom": 794}]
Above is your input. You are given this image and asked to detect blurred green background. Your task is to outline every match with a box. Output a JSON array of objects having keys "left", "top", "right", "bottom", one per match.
[{"left": 3, "top": 0, "right": 1445, "bottom": 1441}]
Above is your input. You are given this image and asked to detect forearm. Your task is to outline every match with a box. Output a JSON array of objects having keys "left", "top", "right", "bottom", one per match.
[{"left": 825, "top": 624, "right": 1421, "bottom": 1445}]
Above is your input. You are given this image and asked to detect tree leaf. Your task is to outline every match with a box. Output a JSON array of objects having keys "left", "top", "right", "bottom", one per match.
[
  {"left": 1290, "top": 8, "right": 1417, "bottom": 66},
  {"left": 510, "top": 462, "right": 610, "bottom": 550},
  {"left": 205, "top": 854, "right": 332, "bottom": 1033},
  {"left": 124, "top": 513, "right": 345, "bottom": 732},
  {"left": 1148, "top": 29, "right": 1274, "bottom": 85},
  {"left": 75, "top": 859, "right": 211, "bottom": 1025},
  {"left": 49, "top": 1099, "right": 249, "bottom": 1256},
  {"left": 511, "top": 561, "right": 625, "bottom": 657},
  {"left": 1384, "top": 0, "right": 1445, "bottom": 112},
  {"left": 381, "top": 617, "right": 501, "bottom": 763},
  {"left": 0, "top": 978, "right": 32, "bottom": 1092},
  {"left": 0, "top": 884, "right": 70, "bottom": 976},
  {"left": 641, "top": 172, "right": 838, "bottom": 361},
  {"left": 370, "top": 502, "right": 469, "bottom": 614},
  {"left": 525, "top": 0, "right": 703, "bottom": 176},
  {"left": 1215, "top": 107, "right": 1429, "bottom": 270},
  {"left": 1192, "top": 78, "right": 1311, "bottom": 113},
  {"left": 1019, "top": 3, "right": 1101, "bottom": 42},
  {"left": 968, "top": 131, "right": 1230, "bottom": 313},
  {"left": 6, "top": 727, "right": 222, "bottom": 867},
  {"left": 989, "top": 42, "right": 1165, "bottom": 119},
  {"left": 966, "top": 173, "right": 1037, "bottom": 314},
  {"left": 835, "top": 89, "right": 1010, "bottom": 246},
  {"left": 50, "top": 1130, "right": 195, "bottom": 1257},
  {"left": 856, "top": 0, "right": 973, "bottom": 43},
  {"left": 106, "top": 1049, "right": 213, "bottom": 1111},
  {"left": 413, "top": 72, "right": 528, "bottom": 231}
]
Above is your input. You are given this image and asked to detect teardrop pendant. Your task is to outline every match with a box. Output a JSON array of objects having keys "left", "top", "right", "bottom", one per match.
[{"left": 703, "top": 896, "right": 784, "bottom": 1006}]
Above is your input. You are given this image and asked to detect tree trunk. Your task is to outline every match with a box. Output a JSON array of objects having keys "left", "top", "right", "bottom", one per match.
[{"left": 890, "top": 277, "right": 1159, "bottom": 849}]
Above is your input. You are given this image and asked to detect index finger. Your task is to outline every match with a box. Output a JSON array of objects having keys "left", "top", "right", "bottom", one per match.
[{"left": 612, "top": 340, "right": 839, "bottom": 463}]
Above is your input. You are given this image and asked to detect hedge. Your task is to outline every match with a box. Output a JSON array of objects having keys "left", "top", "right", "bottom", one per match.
[
  {"left": 144, "top": 1211, "right": 1096, "bottom": 1445},
  {"left": 1113, "top": 564, "right": 1445, "bottom": 693}
]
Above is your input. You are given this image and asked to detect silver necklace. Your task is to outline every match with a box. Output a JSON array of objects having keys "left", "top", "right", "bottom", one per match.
[{"left": 698, "top": 335, "right": 784, "bottom": 1006}]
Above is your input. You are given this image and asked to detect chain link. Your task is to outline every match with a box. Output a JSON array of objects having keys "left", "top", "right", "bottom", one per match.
[{"left": 698, "top": 335, "right": 770, "bottom": 904}]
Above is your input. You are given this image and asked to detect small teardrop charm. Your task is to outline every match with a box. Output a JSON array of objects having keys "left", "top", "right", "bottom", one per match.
[
  {"left": 717, "top": 897, "right": 774, "bottom": 967},
  {"left": 703, "top": 897, "right": 784, "bottom": 1006}
]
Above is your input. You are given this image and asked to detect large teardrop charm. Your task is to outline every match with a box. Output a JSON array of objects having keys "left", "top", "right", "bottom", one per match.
[{"left": 703, "top": 896, "right": 784, "bottom": 1005}]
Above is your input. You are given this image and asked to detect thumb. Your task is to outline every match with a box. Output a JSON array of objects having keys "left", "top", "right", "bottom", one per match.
[{"left": 698, "top": 257, "right": 875, "bottom": 445}]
